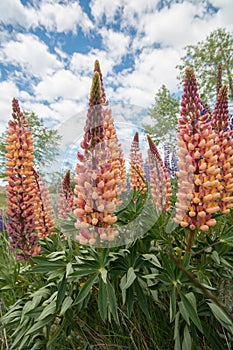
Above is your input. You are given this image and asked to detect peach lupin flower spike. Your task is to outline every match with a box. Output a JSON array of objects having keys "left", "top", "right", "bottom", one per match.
[{"left": 174, "top": 68, "right": 221, "bottom": 247}]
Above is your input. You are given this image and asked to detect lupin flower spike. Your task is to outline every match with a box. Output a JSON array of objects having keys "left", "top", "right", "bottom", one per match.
[
  {"left": 5, "top": 98, "right": 39, "bottom": 259},
  {"left": 95, "top": 60, "right": 127, "bottom": 196},
  {"left": 212, "top": 85, "right": 233, "bottom": 214},
  {"left": 58, "top": 170, "right": 74, "bottom": 219},
  {"left": 33, "top": 169, "right": 55, "bottom": 237},
  {"left": 74, "top": 63, "right": 126, "bottom": 245},
  {"left": 129, "top": 132, "right": 146, "bottom": 192},
  {"left": 147, "top": 135, "right": 172, "bottom": 211},
  {"left": 174, "top": 67, "right": 221, "bottom": 232}
]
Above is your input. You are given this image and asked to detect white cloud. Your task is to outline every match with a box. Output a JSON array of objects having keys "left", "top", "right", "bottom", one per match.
[
  {"left": 70, "top": 49, "right": 114, "bottom": 77},
  {"left": 90, "top": 0, "right": 122, "bottom": 23},
  {"left": 99, "top": 28, "right": 130, "bottom": 59},
  {"left": 0, "top": 0, "right": 93, "bottom": 34},
  {"left": 0, "top": 0, "right": 27, "bottom": 26},
  {"left": 34, "top": 69, "right": 90, "bottom": 102},
  {"left": 28, "top": 1, "right": 93, "bottom": 34},
  {"left": 90, "top": 0, "right": 159, "bottom": 27},
  {"left": 0, "top": 33, "right": 63, "bottom": 79},
  {"left": 112, "top": 47, "right": 181, "bottom": 107}
]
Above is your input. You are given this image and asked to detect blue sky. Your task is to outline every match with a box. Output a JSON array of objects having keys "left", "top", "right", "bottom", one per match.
[{"left": 0, "top": 0, "right": 232, "bottom": 167}]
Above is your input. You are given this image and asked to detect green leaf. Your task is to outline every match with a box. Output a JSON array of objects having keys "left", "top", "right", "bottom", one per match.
[
  {"left": 180, "top": 293, "right": 203, "bottom": 333},
  {"left": 18, "top": 335, "right": 30, "bottom": 350},
  {"left": 26, "top": 315, "right": 54, "bottom": 335},
  {"left": 211, "top": 251, "right": 220, "bottom": 264},
  {"left": 170, "top": 287, "right": 177, "bottom": 322},
  {"left": 100, "top": 268, "right": 108, "bottom": 284},
  {"left": 71, "top": 268, "right": 99, "bottom": 277},
  {"left": 98, "top": 278, "right": 107, "bottom": 322},
  {"left": 208, "top": 302, "right": 233, "bottom": 326},
  {"left": 179, "top": 301, "right": 190, "bottom": 325},
  {"left": 142, "top": 254, "right": 161, "bottom": 268},
  {"left": 11, "top": 320, "right": 31, "bottom": 349},
  {"left": 75, "top": 273, "right": 98, "bottom": 304},
  {"left": 106, "top": 280, "right": 119, "bottom": 324},
  {"left": 22, "top": 295, "right": 42, "bottom": 317},
  {"left": 182, "top": 325, "right": 192, "bottom": 350},
  {"left": 121, "top": 267, "right": 137, "bottom": 290},
  {"left": 126, "top": 286, "right": 134, "bottom": 317},
  {"left": 174, "top": 312, "right": 181, "bottom": 350},
  {"left": 66, "top": 262, "right": 73, "bottom": 277},
  {"left": 60, "top": 296, "right": 73, "bottom": 316},
  {"left": 120, "top": 274, "right": 127, "bottom": 304},
  {"left": 135, "top": 280, "right": 150, "bottom": 319},
  {"left": 56, "top": 274, "right": 67, "bottom": 311},
  {"left": 37, "top": 300, "right": 56, "bottom": 321}
]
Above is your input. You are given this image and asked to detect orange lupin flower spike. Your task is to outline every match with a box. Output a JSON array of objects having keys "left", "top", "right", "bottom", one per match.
[
  {"left": 5, "top": 98, "right": 39, "bottom": 259},
  {"left": 147, "top": 135, "right": 171, "bottom": 211},
  {"left": 129, "top": 132, "right": 146, "bottom": 193},
  {"left": 174, "top": 68, "right": 221, "bottom": 231}
]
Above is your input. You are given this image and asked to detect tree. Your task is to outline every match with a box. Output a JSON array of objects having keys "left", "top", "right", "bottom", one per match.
[
  {"left": 0, "top": 111, "right": 61, "bottom": 178},
  {"left": 176, "top": 28, "right": 233, "bottom": 105},
  {"left": 143, "top": 85, "right": 179, "bottom": 146}
]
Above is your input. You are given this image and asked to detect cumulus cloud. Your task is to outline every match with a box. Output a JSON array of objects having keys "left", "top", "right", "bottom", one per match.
[
  {"left": 0, "top": 0, "right": 93, "bottom": 34},
  {"left": 0, "top": 33, "right": 63, "bottom": 79},
  {"left": 27, "top": 1, "right": 93, "bottom": 34},
  {"left": 0, "top": 0, "right": 233, "bottom": 137},
  {"left": 34, "top": 69, "right": 90, "bottom": 102}
]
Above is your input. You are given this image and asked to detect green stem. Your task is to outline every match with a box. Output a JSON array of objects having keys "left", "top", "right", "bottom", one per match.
[{"left": 186, "top": 230, "right": 195, "bottom": 252}]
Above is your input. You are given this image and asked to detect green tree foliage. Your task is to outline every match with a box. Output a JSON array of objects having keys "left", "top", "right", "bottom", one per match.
[
  {"left": 0, "top": 111, "right": 62, "bottom": 178},
  {"left": 177, "top": 28, "right": 233, "bottom": 104},
  {"left": 143, "top": 84, "right": 179, "bottom": 146}
]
